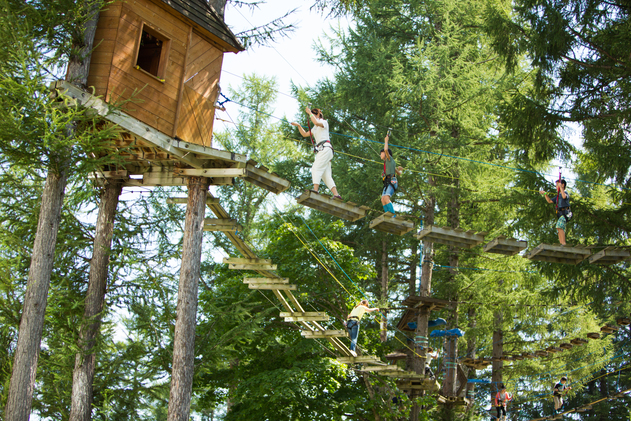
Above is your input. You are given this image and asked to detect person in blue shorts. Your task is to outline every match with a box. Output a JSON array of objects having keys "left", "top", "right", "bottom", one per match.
[{"left": 380, "top": 133, "right": 403, "bottom": 216}]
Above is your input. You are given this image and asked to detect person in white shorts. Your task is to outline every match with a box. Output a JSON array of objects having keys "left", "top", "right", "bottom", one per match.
[{"left": 291, "top": 107, "right": 342, "bottom": 199}]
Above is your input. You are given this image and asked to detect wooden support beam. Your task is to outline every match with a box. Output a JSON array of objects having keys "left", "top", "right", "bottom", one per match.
[
  {"left": 203, "top": 218, "right": 243, "bottom": 232},
  {"left": 173, "top": 168, "right": 247, "bottom": 178},
  {"left": 301, "top": 330, "right": 348, "bottom": 338},
  {"left": 360, "top": 365, "right": 405, "bottom": 373},
  {"left": 280, "top": 311, "right": 329, "bottom": 322},
  {"left": 168, "top": 197, "right": 220, "bottom": 205},
  {"left": 369, "top": 212, "right": 415, "bottom": 236}
]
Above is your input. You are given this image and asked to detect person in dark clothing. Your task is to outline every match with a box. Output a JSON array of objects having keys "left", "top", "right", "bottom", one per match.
[
  {"left": 540, "top": 179, "right": 571, "bottom": 245},
  {"left": 553, "top": 376, "right": 572, "bottom": 411}
]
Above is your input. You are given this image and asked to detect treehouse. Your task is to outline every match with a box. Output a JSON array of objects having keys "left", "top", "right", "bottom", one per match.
[{"left": 85, "top": 0, "right": 243, "bottom": 146}]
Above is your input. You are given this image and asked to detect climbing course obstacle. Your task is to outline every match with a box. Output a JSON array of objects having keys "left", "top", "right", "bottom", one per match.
[
  {"left": 483, "top": 235, "right": 528, "bottom": 255},
  {"left": 415, "top": 225, "right": 487, "bottom": 248},
  {"left": 524, "top": 243, "right": 592, "bottom": 265},
  {"left": 369, "top": 213, "right": 416, "bottom": 235},
  {"left": 297, "top": 190, "right": 370, "bottom": 221}
]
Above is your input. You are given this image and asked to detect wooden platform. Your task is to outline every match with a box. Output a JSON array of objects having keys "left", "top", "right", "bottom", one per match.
[
  {"left": 296, "top": 190, "right": 370, "bottom": 222},
  {"left": 337, "top": 355, "right": 382, "bottom": 365},
  {"left": 415, "top": 225, "right": 486, "bottom": 248},
  {"left": 51, "top": 81, "right": 291, "bottom": 194},
  {"left": 588, "top": 247, "right": 631, "bottom": 265},
  {"left": 524, "top": 243, "right": 592, "bottom": 265},
  {"left": 483, "top": 235, "right": 527, "bottom": 255},
  {"left": 369, "top": 213, "right": 415, "bottom": 236},
  {"left": 396, "top": 378, "right": 440, "bottom": 392},
  {"left": 396, "top": 296, "right": 452, "bottom": 331},
  {"left": 459, "top": 358, "right": 491, "bottom": 369}
]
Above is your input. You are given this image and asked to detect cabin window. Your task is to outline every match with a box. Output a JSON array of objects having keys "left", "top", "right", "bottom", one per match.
[{"left": 135, "top": 24, "right": 170, "bottom": 80}]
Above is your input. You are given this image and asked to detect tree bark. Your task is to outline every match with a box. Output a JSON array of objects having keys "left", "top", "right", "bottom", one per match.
[
  {"left": 4, "top": 1, "right": 101, "bottom": 418},
  {"left": 442, "top": 179, "right": 460, "bottom": 398},
  {"left": 464, "top": 307, "right": 477, "bottom": 410},
  {"left": 380, "top": 240, "right": 388, "bottom": 343},
  {"left": 491, "top": 301, "right": 503, "bottom": 405},
  {"left": 167, "top": 176, "right": 208, "bottom": 421},
  {"left": 4, "top": 169, "right": 68, "bottom": 421},
  {"left": 69, "top": 180, "right": 122, "bottom": 421},
  {"left": 410, "top": 180, "right": 436, "bottom": 421}
]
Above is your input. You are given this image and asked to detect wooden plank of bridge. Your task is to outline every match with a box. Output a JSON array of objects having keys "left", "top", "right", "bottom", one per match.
[
  {"left": 415, "top": 225, "right": 486, "bottom": 249},
  {"left": 301, "top": 330, "right": 348, "bottom": 338},
  {"left": 280, "top": 311, "right": 329, "bottom": 322},
  {"left": 369, "top": 212, "right": 415, "bottom": 236},
  {"left": 483, "top": 235, "right": 527, "bottom": 255},
  {"left": 337, "top": 355, "right": 382, "bottom": 365},
  {"left": 223, "top": 257, "right": 277, "bottom": 271},
  {"left": 588, "top": 247, "right": 631, "bottom": 265},
  {"left": 525, "top": 243, "right": 592, "bottom": 265},
  {"left": 296, "top": 190, "right": 370, "bottom": 222},
  {"left": 248, "top": 283, "right": 296, "bottom": 291}
]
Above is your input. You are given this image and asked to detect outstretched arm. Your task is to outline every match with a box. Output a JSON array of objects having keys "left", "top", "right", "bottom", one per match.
[
  {"left": 290, "top": 122, "right": 311, "bottom": 138},
  {"left": 540, "top": 190, "right": 553, "bottom": 204}
]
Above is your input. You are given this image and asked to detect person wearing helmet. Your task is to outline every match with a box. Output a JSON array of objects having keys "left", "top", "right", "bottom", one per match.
[{"left": 553, "top": 376, "right": 572, "bottom": 411}]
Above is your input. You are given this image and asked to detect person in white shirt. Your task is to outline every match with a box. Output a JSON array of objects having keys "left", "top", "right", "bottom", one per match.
[{"left": 291, "top": 107, "right": 342, "bottom": 199}]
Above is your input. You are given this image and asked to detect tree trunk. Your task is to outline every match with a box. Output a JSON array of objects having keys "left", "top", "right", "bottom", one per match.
[
  {"left": 69, "top": 180, "right": 122, "bottom": 421},
  {"left": 4, "top": 169, "right": 68, "bottom": 421},
  {"left": 465, "top": 307, "right": 477, "bottom": 410},
  {"left": 380, "top": 240, "right": 388, "bottom": 342},
  {"left": 410, "top": 181, "right": 436, "bottom": 421},
  {"left": 4, "top": 2, "right": 101, "bottom": 418},
  {"left": 409, "top": 241, "right": 418, "bottom": 297},
  {"left": 491, "top": 303, "right": 503, "bottom": 406},
  {"left": 167, "top": 176, "right": 209, "bottom": 421},
  {"left": 442, "top": 180, "right": 460, "bottom": 398}
]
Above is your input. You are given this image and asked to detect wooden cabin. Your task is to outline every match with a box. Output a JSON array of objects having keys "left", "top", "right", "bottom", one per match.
[{"left": 85, "top": 0, "right": 243, "bottom": 147}]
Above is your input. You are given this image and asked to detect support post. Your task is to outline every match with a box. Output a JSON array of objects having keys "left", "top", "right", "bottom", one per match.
[
  {"left": 491, "top": 298, "right": 504, "bottom": 407},
  {"left": 167, "top": 176, "right": 209, "bottom": 421},
  {"left": 70, "top": 180, "right": 122, "bottom": 421},
  {"left": 380, "top": 240, "right": 388, "bottom": 342},
  {"left": 409, "top": 185, "right": 435, "bottom": 421},
  {"left": 4, "top": 0, "right": 100, "bottom": 417}
]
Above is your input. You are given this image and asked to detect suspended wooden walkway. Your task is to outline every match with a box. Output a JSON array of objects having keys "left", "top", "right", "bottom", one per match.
[
  {"left": 483, "top": 235, "right": 528, "bottom": 255},
  {"left": 460, "top": 317, "right": 628, "bottom": 368},
  {"left": 296, "top": 190, "right": 370, "bottom": 222},
  {"left": 396, "top": 296, "right": 453, "bottom": 332},
  {"left": 369, "top": 213, "right": 415, "bottom": 236},
  {"left": 525, "top": 243, "right": 592, "bottom": 265},
  {"left": 415, "top": 225, "right": 487, "bottom": 248},
  {"left": 527, "top": 387, "right": 630, "bottom": 421}
]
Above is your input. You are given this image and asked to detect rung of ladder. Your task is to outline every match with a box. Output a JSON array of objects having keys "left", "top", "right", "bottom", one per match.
[
  {"left": 223, "top": 257, "right": 277, "bottom": 271},
  {"left": 248, "top": 283, "right": 296, "bottom": 291},
  {"left": 281, "top": 311, "right": 329, "bottom": 322},
  {"left": 243, "top": 277, "right": 289, "bottom": 284}
]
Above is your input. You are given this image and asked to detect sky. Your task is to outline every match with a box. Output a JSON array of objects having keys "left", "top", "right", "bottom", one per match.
[{"left": 216, "top": 0, "right": 351, "bottom": 131}]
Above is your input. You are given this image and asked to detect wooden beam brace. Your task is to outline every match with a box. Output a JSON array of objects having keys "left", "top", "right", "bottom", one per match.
[
  {"left": 167, "top": 197, "right": 220, "bottom": 205},
  {"left": 203, "top": 218, "right": 243, "bottom": 232},
  {"left": 283, "top": 316, "right": 330, "bottom": 322},
  {"left": 173, "top": 168, "right": 247, "bottom": 177}
]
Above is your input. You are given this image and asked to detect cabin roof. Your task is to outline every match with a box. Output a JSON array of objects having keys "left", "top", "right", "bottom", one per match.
[{"left": 160, "top": 0, "right": 245, "bottom": 52}]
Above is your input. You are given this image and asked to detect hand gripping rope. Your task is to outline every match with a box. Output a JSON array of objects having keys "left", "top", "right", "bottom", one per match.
[{"left": 555, "top": 167, "right": 561, "bottom": 212}]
